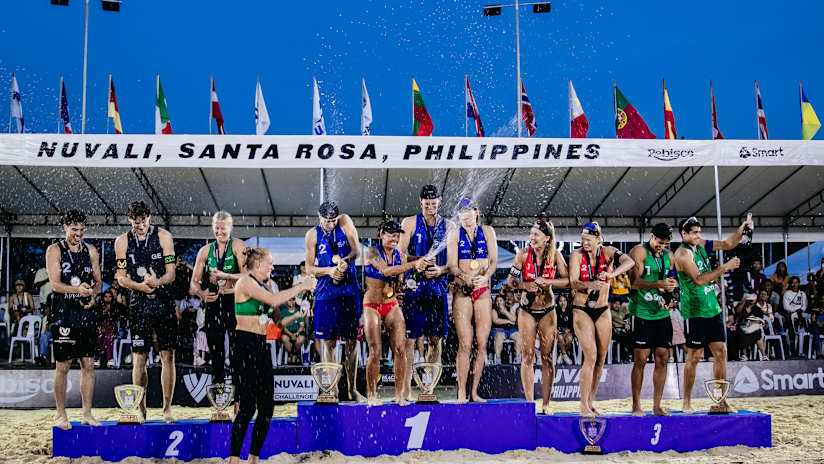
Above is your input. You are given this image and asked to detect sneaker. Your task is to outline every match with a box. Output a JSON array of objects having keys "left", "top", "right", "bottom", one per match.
[
  {"left": 124, "top": 353, "right": 132, "bottom": 364},
  {"left": 107, "top": 359, "right": 115, "bottom": 368},
  {"left": 94, "top": 360, "right": 101, "bottom": 368},
  {"left": 759, "top": 353, "right": 768, "bottom": 362}
]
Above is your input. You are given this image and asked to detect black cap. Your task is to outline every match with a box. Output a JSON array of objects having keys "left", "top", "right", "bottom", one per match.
[
  {"left": 678, "top": 216, "right": 701, "bottom": 233},
  {"left": 420, "top": 184, "right": 440, "bottom": 199},
  {"left": 318, "top": 201, "right": 339, "bottom": 219},
  {"left": 379, "top": 220, "right": 404, "bottom": 234},
  {"left": 651, "top": 223, "right": 672, "bottom": 240}
]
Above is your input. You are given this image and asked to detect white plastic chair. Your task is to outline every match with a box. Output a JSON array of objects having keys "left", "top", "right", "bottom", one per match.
[
  {"left": 762, "top": 317, "right": 784, "bottom": 360},
  {"left": 267, "top": 339, "right": 285, "bottom": 367},
  {"left": 807, "top": 334, "right": 824, "bottom": 359},
  {"left": 115, "top": 329, "right": 132, "bottom": 367},
  {"left": 0, "top": 303, "right": 8, "bottom": 339},
  {"left": 8, "top": 314, "right": 41, "bottom": 363}
]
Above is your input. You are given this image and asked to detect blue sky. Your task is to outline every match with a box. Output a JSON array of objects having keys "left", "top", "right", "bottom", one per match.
[{"left": 1, "top": 0, "right": 821, "bottom": 139}]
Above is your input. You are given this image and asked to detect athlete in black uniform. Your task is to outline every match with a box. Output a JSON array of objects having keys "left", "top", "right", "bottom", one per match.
[
  {"left": 46, "top": 210, "right": 102, "bottom": 430},
  {"left": 114, "top": 201, "right": 177, "bottom": 423}
]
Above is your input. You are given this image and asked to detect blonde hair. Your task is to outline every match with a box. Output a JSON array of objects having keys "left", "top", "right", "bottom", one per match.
[
  {"left": 212, "top": 211, "right": 233, "bottom": 225},
  {"left": 243, "top": 247, "right": 270, "bottom": 269},
  {"left": 587, "top": 221, "right": 603, "bottom": 242}
]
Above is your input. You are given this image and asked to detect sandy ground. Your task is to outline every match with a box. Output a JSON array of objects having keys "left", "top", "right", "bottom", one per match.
[{"left": 1, "top": 394, "right": 822, "bottom": 463}]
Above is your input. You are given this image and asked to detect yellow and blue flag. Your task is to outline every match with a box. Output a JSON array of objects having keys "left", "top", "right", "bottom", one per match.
[{"left": 801, "top": 84, "right": 820, "bottom": 140}]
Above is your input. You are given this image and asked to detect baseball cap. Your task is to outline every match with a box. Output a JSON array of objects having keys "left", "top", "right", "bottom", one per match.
[
  {"left": 379, "top": 220, "right": 404, "bottom": 234},
  {"left": 420, "top": 184, "right": 440, "bottom": 199},
  {"left": 456, "top": 197, "right": 475, "bottom": 211},
  {"left": 318, "top": 201, "right": 340, "bottom": 219}
]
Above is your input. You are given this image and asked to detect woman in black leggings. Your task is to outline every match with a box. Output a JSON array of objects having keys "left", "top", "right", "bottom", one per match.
[{"left": 230, "top": 248, "right": 315, "bottom": 463}]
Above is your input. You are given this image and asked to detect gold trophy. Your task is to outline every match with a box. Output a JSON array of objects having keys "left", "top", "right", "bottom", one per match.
[
  {"left": 206, "top": 383, "right": 234, "bottom": 422},
  {"left": 412, "top": 362, "right": 442, "bottom": 404},
  {"left": 704, "top": 379, "right": 732, "bottom": 414},
  {"left": 114, "top": 384, "right": 145, "bottom": 424},
  {"left": 578, "top": 417, "right": 607, "bottom": 454},
  {"left": 311, "top": 362, "right": 343, "bottom": 404}
]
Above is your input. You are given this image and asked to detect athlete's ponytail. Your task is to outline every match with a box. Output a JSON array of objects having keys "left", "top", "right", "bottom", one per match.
[{"left": 243, "top": 247, "right": 270, "bottom": 269}]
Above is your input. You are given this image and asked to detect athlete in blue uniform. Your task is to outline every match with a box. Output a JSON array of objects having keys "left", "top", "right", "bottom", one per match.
[
  {"left": 304, "top": 201, "right": 365, "bottom": 402},
  {"left": 397, "top": 184, "right": 454, "bottom": 400},
  {"left": 46, "top": 210, "right": 102, "bottom": 430}
]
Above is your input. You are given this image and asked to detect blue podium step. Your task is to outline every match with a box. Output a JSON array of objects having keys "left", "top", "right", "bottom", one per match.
[{"left": 537, "top": 410, "right": 771, "bottom": 453}]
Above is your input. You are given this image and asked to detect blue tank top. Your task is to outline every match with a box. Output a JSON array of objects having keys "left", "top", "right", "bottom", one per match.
[
  {"left": 365, "top": 247, "right": 400, "bottom": 283},
  {"left": 458, "top": 226, "right": 489, "bottom": 260},
  {"left": 314, "top": 225, "right": 359, "bottom": 300},
  {"left": 406, "top": 214, "right": 448, "bottom": 296}
]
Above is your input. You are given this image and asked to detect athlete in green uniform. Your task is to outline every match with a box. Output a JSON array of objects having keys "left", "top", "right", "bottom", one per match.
[
  {"left": 675, "top": 216, "right": 750, "bottom": 414},
  {"left": 628, "top": 223, "right": 677, "bottom": 417}
]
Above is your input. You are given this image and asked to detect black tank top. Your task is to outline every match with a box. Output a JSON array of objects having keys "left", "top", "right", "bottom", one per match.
[
  {"left": 126, "top": 226, "right": 170, "bottom": 305},
  {"left": 557, "top": 305, "right": 573, "bottom": 331},
  {"left": 53, "top": 240, "right": 95, "bottom": 328}
]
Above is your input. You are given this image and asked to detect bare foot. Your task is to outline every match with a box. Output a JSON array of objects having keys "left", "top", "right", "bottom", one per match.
[
  {"left": 163, "top": 410, "right": 176, "bottom": 424},
  {"left": 631, "top": 407, "right": 645, "bottom": 417},
  {"left": 351, "top": 391, "right": 367, "bottom": 404},
  {"left": 395, "top": 397, "right": 409, "bottom": 407},
  {"left": 55, "top": 416, "right": 72, "bottom": 430},
  {"left": 590, "top": 406, "right": 601, "bottom": 416},
  {"left": 456, "top": 396, "right": 469, "bottom": 404},
  {"left": 580, "top": 405, "right": 596, "bottom": 418},
  {"left": 470, "top": 392, "right": 486, "bottom": 403},
  {"left": 541, "top": 404, "right": 552, "bottom": 415},
  {"left": 81, "top": 414, "right": 101, "bottom": 426},
  {"left": 367, "top": 395, "right": 382, "bottom": 407},
  {"left": 682, "top": 404, "right": 695, "bottom": 414},
  {"left": 652, "top": 406, "right": 670, "bottom": 416}
]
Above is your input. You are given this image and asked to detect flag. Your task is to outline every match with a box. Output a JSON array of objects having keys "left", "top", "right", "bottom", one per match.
[
  {"left": 711, "top": 81, "right": 723, "bottom": 140},
  {"left": 800, "top": 82, "right": 820, "bottom": 140},
  {"left": 155, "top": 75, "right": 172, "bottom": 134},
  {"left": 755, "top": 81, "right": 768, "bottom": 140},
  {"left": 568, "top": 79, "right": 588, "bottom": 138},
  {"left": 412, "top": 78, "right": 434, "bottom": 136},
  {"left": 108, "top": 75, "right": 123, "bottom": 134},
  {"left": 663, "top": 79, "right": 677, "bottom": 140},
  {"left": 312, "top": 76, "right": 326, "bottom": 135},
  {"left": 614, "top": 84, "right": 655, "bottom": 139},
  {"left": 520, "top": 79, "right": 536, "bottom": 136},
  {"left": 10, "top": 74, "right": 24, "bottom": 133},
  {"left": 465, "top": 75, "right": 484, "bottom": 137},
  {"left": 210, "top": 76, "right": 225, "bottom": 134},
  {"left": 255, "top": 77, "right": 270, "bottom": 135},
  {"left": 59, "top": 78, "right": 72, "bottom": 134},
  {"left": 361, "top": 76, "right": 372, "bottom": 135}
]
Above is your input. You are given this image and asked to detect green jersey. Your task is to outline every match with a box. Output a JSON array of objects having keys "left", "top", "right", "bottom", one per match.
[
  {"left": 677, "top": 244, "right": 721, "bottom": 319},
  {"left": 207, "top": 238, "right": 238, "bottom": 274},
  {"left": 628, "top": 242, "right": 671, "bottom": 320}
]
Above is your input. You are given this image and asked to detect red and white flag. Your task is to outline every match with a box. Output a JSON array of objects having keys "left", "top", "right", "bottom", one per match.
[
  {"left": 755, "top": 81, "right": 768, "bottom": 140},
  {"left": 465, "top": 75, "right": 484, "bottom": 137},
  {"left": 710, "top": 81, "right": 723, "bottom": 140},
  {"left": 568, "top": 79, "right": 588, "bottom": 138},
  {"left": 210, "top": 76, "right": 225, "bottom": 134},
  {"left": 520, "top": 79, "right": 536, "bottom": 137}
]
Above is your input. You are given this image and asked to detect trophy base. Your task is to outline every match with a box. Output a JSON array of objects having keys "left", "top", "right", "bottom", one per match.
[
  {"left": 707, "top": 409, "right": 733, "bottom": 415},
  {"left": 209, "top": 412, "right": 233, "bottom": 423},
  {"left": 315, "top": 394, "right": 339, "bottom": 405},
  {"left": 415, "top": 394, "right": 439, "bottom": 404},
  {"left": 117, "top": 415, "right": 143, "bottom": 425},
  {"left": 582, "top": 445, "right": 604, "bottom": 454}
]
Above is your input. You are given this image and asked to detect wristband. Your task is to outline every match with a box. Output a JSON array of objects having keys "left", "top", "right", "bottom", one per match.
[
  {"left": 116, "top": 259, "right": 127, "bottom": 269},
  {"left": 164, "top": 254, "right": 176, "bottom": 264}
]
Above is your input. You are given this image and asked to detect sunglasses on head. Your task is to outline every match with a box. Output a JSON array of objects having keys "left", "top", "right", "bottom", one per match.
[{"left": 581, "top": 222, "right": 600, "bottom": 237}]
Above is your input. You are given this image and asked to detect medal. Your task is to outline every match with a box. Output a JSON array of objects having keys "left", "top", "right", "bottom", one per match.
[
  {"left": 384, "top": 286, "right": 394, "bottom": 298},
  {"left": 136, "top": 266, "right": 147, "bottom": 278},
  {"left": 70, "top": 276, "right": 81, "bottom": 287},
  {"left": 332, "top": 255, "right": 341, "bottom": 265},
  {"left": 470, "top": 259, "right": 479, "bottom": 269},
  {"left": 217, "top": 280, "right": 227, "bottom": 287},
  {"left": 406, "top": 278, "right": 418, "bottom": 291},
  {"left": 258, "top": 314, "right": 269, "bottom": 325}
]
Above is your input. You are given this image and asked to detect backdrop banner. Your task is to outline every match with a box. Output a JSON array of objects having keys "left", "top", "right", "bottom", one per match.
[{"left": 1, "top": 134, "right": 821, "bottom": 168}]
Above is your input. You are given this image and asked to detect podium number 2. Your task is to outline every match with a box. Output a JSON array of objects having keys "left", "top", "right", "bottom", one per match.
[
  {"left": 650, "top": 423, "right": 662, "bottom": 445},
  {"left": 166, "top": 430, "right": 184, "bottom": 457},
  {"left": 404, "top": 411, "right": 431, "bottom": 449}
]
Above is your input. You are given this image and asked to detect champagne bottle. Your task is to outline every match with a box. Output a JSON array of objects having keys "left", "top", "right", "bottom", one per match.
[{"left": 740, "top": 212, "right": 753, "bottom": 245}]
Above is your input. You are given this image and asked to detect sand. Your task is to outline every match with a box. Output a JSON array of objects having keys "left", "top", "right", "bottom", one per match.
[{"left": 1, "top": 395, "right": 822, "bottom": 463}]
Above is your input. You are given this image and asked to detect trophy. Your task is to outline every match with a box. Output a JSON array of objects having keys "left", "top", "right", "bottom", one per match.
[
  {"left": 578, "top": 417, "right": 607, "bottom": 454},
  {"left": 206, "top": 383, "right": 234, "bottom": 422},
  {"left": 704, "top": 379, "right": 732, "bottom": 414},
  {"left": 412, "top": 362, "right": 442, "bottom": 404},
  {"left": 311, "top": 362, "right": 343, "bottom": 404},
  {"left": 114, "top": 384, "right": 145, "bottom": 425}
]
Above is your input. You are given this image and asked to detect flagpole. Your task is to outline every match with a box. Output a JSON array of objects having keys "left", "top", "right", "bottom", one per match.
[
  {"left": 411, "top": 76, "right": 414, "bottom": 135},
  {"left": 58, "top": 76, "right": 63, "bottom": 134},
  {"left": 800, "top": 80, "right": 803, "bottom": 139},
  {"left": 613, "top": 81, "right": 617, "bottom": 139},
  {"left": 662, "top": 78, "right": 665, "bottom": 138},
  {"left": 256, "top": 75, "right": 260, "bottom": 134},
  {"left": 106, "top": 73, "right": 111, "bottom": 135},
  {"left": 709, "top": 80, "right": 712, "bottom": 139},
  {"left": 81, "top": 0, "right": 89, "bottom": 134},
  {"left": 568, "top": 78, "right": 572, "bottom": 138},
  {"left": 755, "top": 80, "right": 759, "bottom": 139},
  {"left": 515, "top": 0, "right": 522, "bottom": 138},
  {"left": 465, "top": 74, "right": 468, "bottom": 138},
  {"left": 209, "top": 76, "right": 212, "bottom": 135},
  {"left": 156, "top": 73, "right": 159, "bottom": 134},
  {"left": 8, "top": 73, "right": 12, "bottom": 134}
]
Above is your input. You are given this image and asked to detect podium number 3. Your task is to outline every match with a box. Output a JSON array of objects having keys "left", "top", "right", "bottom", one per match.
[
  {"left": 404, "top": 411, "right": 431, "bottom": 449},
  {"left": 650, "top": 423, "right": 662, "bottom": 445},
  {"left": 166, "top": 430, "right": 184, "bottom": 457}
]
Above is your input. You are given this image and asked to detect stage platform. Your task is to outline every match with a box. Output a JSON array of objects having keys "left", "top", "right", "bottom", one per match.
[{"left": 53, "top": 400, "right": 771, "bottom": 460}]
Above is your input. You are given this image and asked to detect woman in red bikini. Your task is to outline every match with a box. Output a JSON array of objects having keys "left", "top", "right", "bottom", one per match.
[
  {"left": 363, "top": 220, "right": 429, "bottom": 406},
  {"left": 448, "top": 198, "right": 498, "bottom": 403}
]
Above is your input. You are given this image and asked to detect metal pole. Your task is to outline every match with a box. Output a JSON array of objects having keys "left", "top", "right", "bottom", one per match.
[
  {"left": 783, "top": 229, "right": 788, "bottom": 263},
  {"left": 6, "top": 233, "right": 10, "bottom": 300},
  {"left": 81, "top": 0, "right": 90, "bottom": 134},
  {"left": 713, "top": 165, "right": 727, "bottom": 321},
  {"left": 465, "top": 74, "right": 468, "bottom": 138},
  {"left": 319, "top": 168, "right": 326, "bottom": 204},
  {"left": 514, "top": 0, "right": 522, "bottom": 138},
  {"left": 58, "top": 76, "right": 63, "bottom": 133}
]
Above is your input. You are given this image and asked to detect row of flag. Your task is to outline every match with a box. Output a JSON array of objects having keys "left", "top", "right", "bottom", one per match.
[{"left": 8, "top": 73, "right": 822, "bottom": 140}]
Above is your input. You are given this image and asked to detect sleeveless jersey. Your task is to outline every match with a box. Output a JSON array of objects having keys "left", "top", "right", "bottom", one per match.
[
  {"left": 314, "top": 225, "right": 359, "bottom": 301},
  {"left": 126, "top": 226, "right": 171, "bottom": 306},
  {"left": 365, "top": 247, "right": 401, "bottom": 283},
  {"left": 678, "top": 244, "right": 721, "bottom": 319},
  {"left": 523, "top": 245, "right": 556, "bottom": 281},
  {"left": 406, "top": 214, "right": 448, "bottom": 296},
  {"left": 207, "top": 238, "right": 238, "bottom": 274},
  {"left": 53, "top": 240, "right": 95, "bottom": 328},
  {"left": 578, "top": 248, "right": 609, "bottom": 283},
  {"left": 628, "top": 242, "right": 671, "bottom": 320},
  {"left": 458, "top": 226, "right": 489, "bottom": 260}
]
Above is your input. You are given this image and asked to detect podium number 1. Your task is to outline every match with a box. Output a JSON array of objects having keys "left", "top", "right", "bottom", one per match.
[{"left": 404, "top": 411, "right": 431, "bottom": 449}]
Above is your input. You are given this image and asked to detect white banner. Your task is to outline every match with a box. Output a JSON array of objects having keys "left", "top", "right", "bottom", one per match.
[{"left": 0, "top": 134, "right": 822, "bottom": 168}]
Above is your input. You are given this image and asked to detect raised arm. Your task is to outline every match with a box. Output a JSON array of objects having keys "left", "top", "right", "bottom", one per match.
[
  {"left": 711, "top": 220, "right": 752, "bottom": 251},
  {"left": 365, "top": 246, "right": 420, "bottom": 277},
  {"left": 397, "top": 216, "right": 416, "bottom": 259}
]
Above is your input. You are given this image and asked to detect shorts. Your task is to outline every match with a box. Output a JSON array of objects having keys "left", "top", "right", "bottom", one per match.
[
  {"left": 53, "top": 326, "right": 96, "bottom": 362},
  {"left": 130, "top": 304, "right": 177, "bottom": 353},
  {"left": 403, "top": 293, "right": 448, "bottom": 339},
  {"left": 313, "top": 296, "right": 360, "bottom": 340},
  {"left": 684, "top": 313, "right": 726, "bottom": 349},
  {"left": 492, "top": 327, "right": 517, "bottom": 338},
  {"left": 631, "top": 316, "right": 673, "bottom": 350}
]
